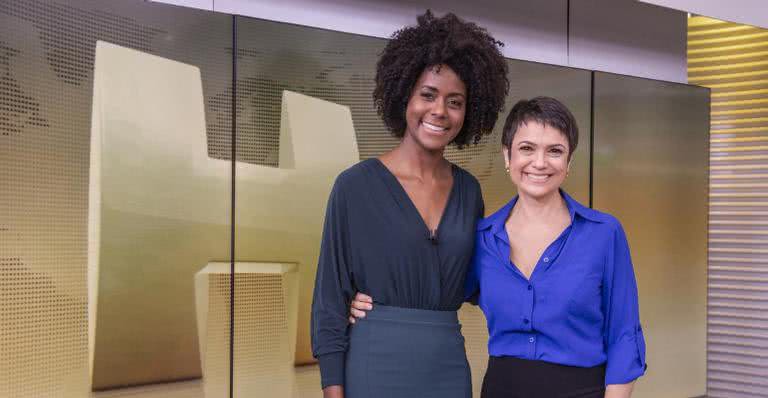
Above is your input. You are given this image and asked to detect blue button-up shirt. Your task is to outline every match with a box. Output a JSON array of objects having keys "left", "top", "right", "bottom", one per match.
[{"left": 465, "top": 191, "right": 647, "bottom": 385}]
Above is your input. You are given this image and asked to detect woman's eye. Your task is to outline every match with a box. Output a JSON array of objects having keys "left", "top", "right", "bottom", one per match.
[
  {"left": 520, "top": 146, "right": 533, "bottom": 152},
  {"left": 549, "top": 148, "right": 564, "bottom": 155},
  {"left": 448, "top": 99, "right": 463, "bottom": 108},
  {"left": 421, "top": 92, "right": 435, "bottom": 100}
]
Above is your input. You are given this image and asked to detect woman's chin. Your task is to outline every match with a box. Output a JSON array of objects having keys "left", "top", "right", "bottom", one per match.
[
  {"left": 418, "top": 137, "right": 453, "bottom": 152},
  {"left": 518, "top": 184, "right": 559, "bottom": 200}
]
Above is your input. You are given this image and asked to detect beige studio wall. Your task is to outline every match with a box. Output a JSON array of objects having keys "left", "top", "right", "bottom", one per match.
[{"left": 1, "top": 0, "right": 710, "bottom": 397}]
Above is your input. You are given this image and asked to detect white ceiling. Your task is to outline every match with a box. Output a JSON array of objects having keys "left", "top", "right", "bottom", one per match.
[{"left": 637, "top": 0, "right": 768, "bottom": 29}]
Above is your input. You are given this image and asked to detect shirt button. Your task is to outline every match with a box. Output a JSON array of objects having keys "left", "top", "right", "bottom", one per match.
[
  {"left": 523, "top": 319, "right": 530, "bottom": 324},
  {"left": 543, "top": 257, "right": 549, "bottom": 263},
  {"left": 527, "top": 285, "right": 532, "bottom": 291},
  {"left": 529, "top": 337, "right": 535, "bottom": 343}
]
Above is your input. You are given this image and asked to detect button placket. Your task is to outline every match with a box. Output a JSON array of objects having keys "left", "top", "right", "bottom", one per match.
[
  {"left": 523, "top": 283, "right": 534, "bottom": 330},
  {"left": 527, "top": 334, "right": 537, "bottom": 358},
  {"left": 523, "top": 281, "right": 534, "bottom": 331}
]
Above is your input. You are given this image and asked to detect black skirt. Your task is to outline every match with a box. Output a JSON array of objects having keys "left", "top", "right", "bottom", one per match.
[
  {"left": 481, "top": 356, "right": 606, "bottom": 398},
  {"left": 345, "top": 305, "right": 471, "bottom": 398}
]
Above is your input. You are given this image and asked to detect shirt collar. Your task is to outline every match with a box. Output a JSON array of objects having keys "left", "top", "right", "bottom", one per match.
[{"left": 477, "top": 189, "right": 605, "bottom": 234}]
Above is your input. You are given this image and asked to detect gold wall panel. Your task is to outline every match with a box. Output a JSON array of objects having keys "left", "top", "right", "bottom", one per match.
[
  {"left": 89, "top": 40, "right": 359, "bottom": 390},
  {"left": 1, "top": 0, "right": 232, "bottom": 395},
  {"left": 593, "top": 72, "right": 710, "bottom": 397},
  {"left": 689, "top": 16, "right": 768, "bottom": 398}
]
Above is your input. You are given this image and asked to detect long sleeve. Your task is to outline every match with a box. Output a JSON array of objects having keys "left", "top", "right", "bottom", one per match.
[
  {"left": 311, "top": 177, "right": 354, "bottom": 389},
  {"left": 463, "top": 183, "right": 484, "bottom": 304},
  {"left": 602, "top": 220, "right": 647, "bottom": 385},
  {"left": 463, "top": 240, "right": 481, "bottom": 304}
]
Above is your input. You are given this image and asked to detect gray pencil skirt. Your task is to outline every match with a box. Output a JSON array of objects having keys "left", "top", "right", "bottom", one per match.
[{"left": 345, "top": 305, "right": 472, "bottom": 398}]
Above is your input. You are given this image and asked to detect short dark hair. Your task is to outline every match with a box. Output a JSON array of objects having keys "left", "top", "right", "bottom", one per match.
[
  {"left": 373, "top": 10, "right": 509, "bottom": 148},
  {"left": 501, "top": 96, "right": 578, "bottom": 159}
]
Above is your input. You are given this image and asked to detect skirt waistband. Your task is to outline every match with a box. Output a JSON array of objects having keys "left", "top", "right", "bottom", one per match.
[{"left": 365, "top": 304, "right": 459, "bottom": 325}]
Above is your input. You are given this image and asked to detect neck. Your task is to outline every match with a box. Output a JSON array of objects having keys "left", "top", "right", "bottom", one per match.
[
  {"left": 385, "top": 135, "right": 448, "bottom": 180},
  {"left": 511, "top": 190, "right": 568, "bottom": 224}
]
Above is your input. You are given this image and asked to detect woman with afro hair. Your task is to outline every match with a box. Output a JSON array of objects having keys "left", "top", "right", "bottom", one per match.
[{"left": 310, "top": 10, "right": 509, "bottom": 398}]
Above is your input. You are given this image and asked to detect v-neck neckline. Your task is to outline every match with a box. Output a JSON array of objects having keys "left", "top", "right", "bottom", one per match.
[
  {"left": 501, "top": 214, "right": 574, "bottom": 282},
  {"left": 373, "top": 157, "right": 459, "bottom": 238}
]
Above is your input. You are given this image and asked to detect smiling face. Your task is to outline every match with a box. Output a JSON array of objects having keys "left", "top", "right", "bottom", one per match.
[
  {"left": 403, "top": 65, "right": 467, "bottom": 152},
  {"left": 503, "top": 120, "right": 570, "bottom": 200}
]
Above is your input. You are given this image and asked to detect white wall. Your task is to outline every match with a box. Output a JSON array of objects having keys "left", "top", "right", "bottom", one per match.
[
  {"left": 151, "top": 0, "right": 687, "bottom": 82},
  {"left": 640, "top": 0, "right": 768, "bottom": 30}
]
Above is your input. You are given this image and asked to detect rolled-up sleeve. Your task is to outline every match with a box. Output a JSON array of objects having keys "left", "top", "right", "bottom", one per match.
[
  {"left": 602, "top": 220, "right": 647, "bottom": 385},
  {"left": 311, "top": 177, "right": 354, "bottom": 389}
]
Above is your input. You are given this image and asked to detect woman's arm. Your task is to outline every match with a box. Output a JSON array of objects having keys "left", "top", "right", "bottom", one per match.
[
  {"left": 605, "top": 381, "right": 635, "bottom": 398},
  {"left": 311, "top": 177, "right": 355, "bottom": 391},
  {"left": 602, "top": 219, "right": 646, "bottom": 389}
]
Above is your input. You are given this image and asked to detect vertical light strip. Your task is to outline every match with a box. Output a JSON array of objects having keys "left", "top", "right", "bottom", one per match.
[{"left": 689, "top": 16, "right": 768, "bottom": 398}]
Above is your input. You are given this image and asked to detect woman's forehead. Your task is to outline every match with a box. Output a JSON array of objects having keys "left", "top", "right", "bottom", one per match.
[{"left": 513, "top": 121, "right": 568, "bottom": 144}]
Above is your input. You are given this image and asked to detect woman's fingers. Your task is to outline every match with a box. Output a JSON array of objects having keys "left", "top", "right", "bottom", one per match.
[
  {"left": 351, "top": 307, "right": 367, "bottom": 319},
  {"left": 351, "top": 299, "right": 373, "bottom": 310},
  {"left": 348, "top": 292, "right": 374, "bottom": 323},
  {"left": 354, "top": 292, "right": 373, "bottom": 303}
]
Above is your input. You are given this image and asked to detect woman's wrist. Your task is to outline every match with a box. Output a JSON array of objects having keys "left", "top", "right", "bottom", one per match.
[{"left": 605, "top": 381, "right": 634, "bottom": 398}]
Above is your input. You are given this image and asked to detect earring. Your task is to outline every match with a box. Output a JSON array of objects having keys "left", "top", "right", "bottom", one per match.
[{"left": 505, "top": 167, "right": 510, "bottom": 173}]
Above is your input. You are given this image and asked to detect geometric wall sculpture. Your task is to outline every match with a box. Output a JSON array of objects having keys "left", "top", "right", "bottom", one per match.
[
  {"left": 88, "top": 40, "right": 358, "bottom": 389},
  {"left": 195, "top": 262, "right": 299, "bottom": 398},
  {"left": 88, "top": 41, "right": 229, "bottom": 390},
  {"left": 233, "top": 87, "right": 360, "bottom": 367}
]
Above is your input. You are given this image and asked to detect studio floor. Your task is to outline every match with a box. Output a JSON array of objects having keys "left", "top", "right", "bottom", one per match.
[{"left": 90, "top": 365, "right": 323, "bottom": 398}]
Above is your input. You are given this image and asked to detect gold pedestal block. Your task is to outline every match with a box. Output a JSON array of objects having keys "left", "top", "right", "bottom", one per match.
[{"left": 195, "top": 262, "right": 299, "bottom": 398}]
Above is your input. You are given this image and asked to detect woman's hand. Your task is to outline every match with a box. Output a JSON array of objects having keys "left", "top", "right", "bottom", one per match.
[
  {"left": 348, "top": 292, "right": 373, "bottom": 324},
  {"left": 605, "top": 381, "right": 634, "bottom": 398},
  {"left": 323, "top": 385, "right": 344, "bottom": 398}
]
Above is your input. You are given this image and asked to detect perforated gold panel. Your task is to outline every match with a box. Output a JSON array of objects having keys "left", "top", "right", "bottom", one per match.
[{"left": 0, "top": 0, "right": 232, "bottom": 395}]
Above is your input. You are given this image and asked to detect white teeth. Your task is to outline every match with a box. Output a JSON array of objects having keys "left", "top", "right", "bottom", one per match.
[
  {"left": 526, "top": 173, "right": 549, "bottom": 181},
  {"left": 422, "top": 122, "right": 448, "bottom": 132}
]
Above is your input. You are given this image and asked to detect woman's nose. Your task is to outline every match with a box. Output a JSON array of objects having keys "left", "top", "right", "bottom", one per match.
[{"left": 431, "top": 99, "right": 446, "bottom": 117}]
